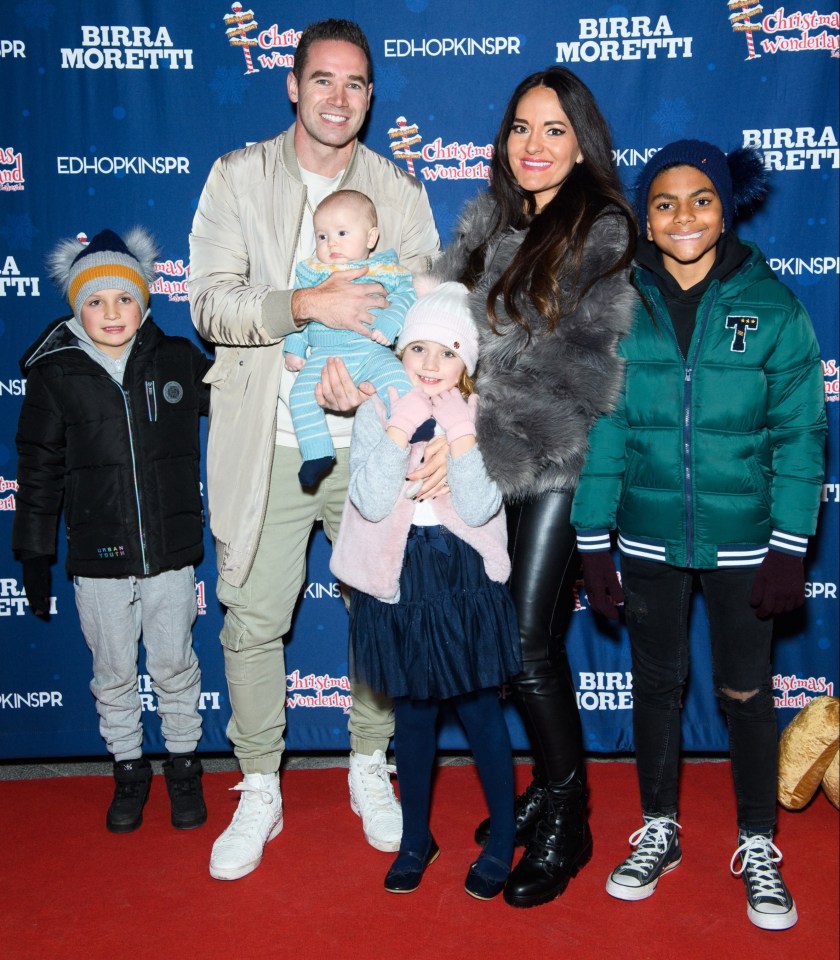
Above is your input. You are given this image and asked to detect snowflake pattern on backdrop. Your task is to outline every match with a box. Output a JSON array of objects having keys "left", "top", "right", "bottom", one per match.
[
  {"left": 650, "top": 97, "right": 696, "bottom": 139},
  {"left": 372, "top": 64, "right": 410, "bottom": 104},
  {"left": 14, "top": 0, "right": 55, "bottom": 29},
  {"left": 0, "top": 213, "right": 38, "bottom": 251},
  {"left": 209, "top": 66, "right": 250, "bottom": 106}
]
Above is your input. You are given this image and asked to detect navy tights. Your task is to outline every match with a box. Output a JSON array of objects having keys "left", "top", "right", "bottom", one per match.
[{"left": 393, "top": 688, "right": 515, "bottom": 873}]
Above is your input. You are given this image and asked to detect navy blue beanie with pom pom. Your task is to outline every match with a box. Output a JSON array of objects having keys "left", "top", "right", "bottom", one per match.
[{"left": 636, "top": 139, "right": 768, "bottom": 236}]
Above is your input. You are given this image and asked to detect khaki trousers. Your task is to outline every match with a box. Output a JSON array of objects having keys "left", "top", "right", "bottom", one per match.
[{"left": 217, "top": 444, "right": 393, "bottom": 775}]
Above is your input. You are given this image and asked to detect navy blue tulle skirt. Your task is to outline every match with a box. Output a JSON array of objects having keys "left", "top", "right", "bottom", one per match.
[{"left": 349, "top": 525, "right": 522, "bottom": 700}]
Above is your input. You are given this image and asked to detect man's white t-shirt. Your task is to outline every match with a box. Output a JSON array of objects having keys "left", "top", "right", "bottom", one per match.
[{"left": 275, "top": 166, "right": 355, "bottom": 448}]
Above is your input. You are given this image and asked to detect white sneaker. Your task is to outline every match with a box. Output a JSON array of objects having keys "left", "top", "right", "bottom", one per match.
[
  {"left": 209, "top": 773, "right": 283, "bottom": 881},
  {"left": 606, "top": 815, "right": 682, "bottom": 901},
  {"left": 730, "top": 831, "right": 798, "bottom": 930},
  {"left": 348, "top": 750, "right": 402, "bottom": 852}
]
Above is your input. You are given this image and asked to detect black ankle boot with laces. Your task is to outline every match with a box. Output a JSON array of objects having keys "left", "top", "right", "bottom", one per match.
[
  {"left": 163, "top": 753, "right": 207, "bottom": 830},
  {"left": 503, "top": 772, "right": 592, "bottom": 908},
  {"left": 107, "top": 757, "right": 152, "bottom": 833}
]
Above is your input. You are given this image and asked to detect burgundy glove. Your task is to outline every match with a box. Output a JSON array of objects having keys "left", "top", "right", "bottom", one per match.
[
  {"left": 386, "top": 386, "right": 433, "bottom": 439},
  {"left": 430, "top": 389, "right": 478, "bottom": 443},
  {"left": 22, "top": 555, "right": 52, "bottom": 620},
  {"left": 580, "top": 552, "right": 625, "bottom": 620},
  {"left": 749, "top": 549, "right": 806, "bottom": 619}
]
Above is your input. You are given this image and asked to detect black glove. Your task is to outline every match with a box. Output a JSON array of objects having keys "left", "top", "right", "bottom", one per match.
[
  {"left": 749, "top": 549, "right": 806, "bottom": 619},
  {"left": 22, "top": 555, "right": 52, "bottom": 620},
  {"left": 580, "top": 551, "right": 625, "bottom": 620}
]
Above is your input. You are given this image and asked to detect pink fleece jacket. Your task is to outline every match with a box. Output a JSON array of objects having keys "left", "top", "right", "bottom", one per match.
[{"left": 330, "top": 398, "right": 510, "bottom": 602}]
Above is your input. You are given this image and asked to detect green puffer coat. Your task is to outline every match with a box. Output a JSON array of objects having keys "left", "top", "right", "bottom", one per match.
[{"left": 571, "top": 241, "right": 826, "bottom": 570}]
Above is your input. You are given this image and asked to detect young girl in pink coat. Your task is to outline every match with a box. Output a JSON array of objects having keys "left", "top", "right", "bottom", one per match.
[{"left": 331, "top": 282, "right": 521, "bottom": 900}]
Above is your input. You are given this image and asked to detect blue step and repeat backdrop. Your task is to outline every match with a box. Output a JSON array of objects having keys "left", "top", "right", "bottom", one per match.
[{"left": 1, "top": 1, "right": 837, "bottom": 759}]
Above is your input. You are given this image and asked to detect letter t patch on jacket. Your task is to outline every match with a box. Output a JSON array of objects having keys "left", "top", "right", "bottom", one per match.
[{"left": 725, "top": 314, "right": 758, "bottom": 353}]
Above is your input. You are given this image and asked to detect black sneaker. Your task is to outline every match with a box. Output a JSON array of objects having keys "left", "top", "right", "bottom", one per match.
[
  {"left": 163, "top": 753, "right": 207, "bottom": 830},
  {"left": 606, "top": 815, "right": 682, "bottom": 901},
  {"left": 730, "top": 831, "right": 798, "bottom": 930},
  {"left": 107, "top": 757, "right": 152, "bottom": 833}
]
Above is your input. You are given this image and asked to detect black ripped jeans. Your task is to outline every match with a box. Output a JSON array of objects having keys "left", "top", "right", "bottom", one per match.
[
  {"left": 621, "top": 554, "right": 777, "bottom": 832},
  {"left": 506, "top": 490, "right": 584, "bottom": 786}
]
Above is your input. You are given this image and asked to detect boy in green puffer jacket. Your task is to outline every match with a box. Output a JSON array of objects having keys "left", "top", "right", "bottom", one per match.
[{"left": 571, "top": 140, "right": 826, "bottom": 932}]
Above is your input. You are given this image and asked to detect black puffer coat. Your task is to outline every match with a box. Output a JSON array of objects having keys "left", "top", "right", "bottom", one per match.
[{"left": 13, "top": 316, "right": 211, "bottom": 577}]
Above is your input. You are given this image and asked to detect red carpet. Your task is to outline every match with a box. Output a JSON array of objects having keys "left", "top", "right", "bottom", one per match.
[{"left": 1, "top": 761, "right": 837, "bottom": 960}]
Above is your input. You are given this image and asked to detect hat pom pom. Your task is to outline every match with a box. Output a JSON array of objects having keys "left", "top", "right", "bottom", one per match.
[
  {"left": 727, "top": 147, "right": 769, "bottom": 219},
  {"left": 412, "top": 273, "right": 441, "bottom": 298},
  {"left": 46, "top": 238, "right": 86, "bottom": 298},
  {"left": 122, "top": 226, "right": 159, "bottom": 283}
]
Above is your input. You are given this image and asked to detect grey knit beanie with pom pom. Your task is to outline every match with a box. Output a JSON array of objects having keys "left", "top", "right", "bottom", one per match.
[{"left": 47, "top": 227, "right": 158, "bottom": 321}]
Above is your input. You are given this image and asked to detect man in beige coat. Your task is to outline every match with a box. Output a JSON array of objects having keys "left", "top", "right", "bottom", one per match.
[{"left": 189, "top": 18, "right": 439, "bottom": 880}]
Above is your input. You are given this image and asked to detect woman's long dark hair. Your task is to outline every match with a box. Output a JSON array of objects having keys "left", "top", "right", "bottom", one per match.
[{"left": 460, "top": 67, "right": 636, "bottom": 335}]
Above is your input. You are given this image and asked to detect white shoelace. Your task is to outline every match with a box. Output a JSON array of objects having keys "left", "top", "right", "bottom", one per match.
[
  {"left": 222, "top": 781, "right": 276, "bottom": 834},
  {"left": 730, "top": 835, "right": 788, "bottom": 905},
  {"left": 622, "top": 817, "right": 681, "bottom": 873},
  {"left": 361, "top": 754, "right": 399, "bottom": 810}
]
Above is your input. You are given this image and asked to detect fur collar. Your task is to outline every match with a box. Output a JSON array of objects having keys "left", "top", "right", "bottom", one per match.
[{"left": 433, "top": 191, "right": 637, "bottom": 499}]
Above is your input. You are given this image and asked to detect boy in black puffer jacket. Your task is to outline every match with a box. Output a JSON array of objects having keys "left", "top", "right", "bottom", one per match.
[{"left": 13, "top": 228, "right": 212, "bottom": 834}]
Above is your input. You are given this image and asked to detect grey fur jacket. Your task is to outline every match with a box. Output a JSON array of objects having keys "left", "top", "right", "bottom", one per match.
[{"left": 433, "top": 191, "right": 637, "bottom": 500}]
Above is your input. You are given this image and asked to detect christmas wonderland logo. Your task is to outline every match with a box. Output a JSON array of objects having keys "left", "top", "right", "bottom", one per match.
[
  {"left": 0, "top": 476, "right": 17, "bottom": 511},
  {"left": 0, "top": 148, "right": 24, "bottom": 192},
  {"left": 151, "top": 258, "right": 190, "bottom": 302},
  {"left": 726, "top": 1, "right": 839, "bottom": 59},
  {"left": 387, "top": 116, "right": 493, "bottom": 183},
  {"left": 223, "top": 3, "right": 299, "bottom": 73}
]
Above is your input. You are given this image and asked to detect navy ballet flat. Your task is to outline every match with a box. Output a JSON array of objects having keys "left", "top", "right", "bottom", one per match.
[{"left": 384, "top": 836, "right": 441, "bottom": 893}]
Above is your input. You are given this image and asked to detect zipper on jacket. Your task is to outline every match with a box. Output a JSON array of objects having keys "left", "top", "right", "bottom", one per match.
[
  {"left": 286, "top": 189, "right": 309, "bottom": 287},
  {"left": 110, "top": 378, "right": 149, "bottom": 575},
  {"left": 683, "top": 367, "right": 694, "bottom": 565},
  {"left": 145, "top": 380, "right": 157, "bottom": 422},
  {"left": 648, "top": 280, "right": 719, "bottom": 568},
  {"left": 28, "top": 336, "right": 152, "bottom": 574},
  {"left": 681, "top": 285, "right": 719, "bottom": 567}
]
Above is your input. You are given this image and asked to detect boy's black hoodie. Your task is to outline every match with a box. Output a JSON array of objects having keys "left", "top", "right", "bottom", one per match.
[{"left": 634, "top": 231, "right": 751, "bottom": 358}]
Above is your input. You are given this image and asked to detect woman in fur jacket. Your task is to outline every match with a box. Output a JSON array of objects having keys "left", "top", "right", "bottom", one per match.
[{"left": 432, "top": 67, "right": 638, "bottom": 908}]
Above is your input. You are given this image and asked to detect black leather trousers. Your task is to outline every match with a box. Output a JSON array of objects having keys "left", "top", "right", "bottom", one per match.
[{"left": 506, "top": 489, "right": 584, "bottom": 785}]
